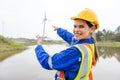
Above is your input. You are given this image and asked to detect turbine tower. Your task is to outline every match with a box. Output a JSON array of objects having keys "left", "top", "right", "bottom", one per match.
[{"left": 42, "top": 12, "right": 47, "bottom": 38}]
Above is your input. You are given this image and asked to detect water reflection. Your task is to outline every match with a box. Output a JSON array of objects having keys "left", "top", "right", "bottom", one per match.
[
  {"left": 0, "top": 45, "right": 120, "bottom": 80},
  {"left": 98, "top": 46, "right": 120, "bottom": 62}
]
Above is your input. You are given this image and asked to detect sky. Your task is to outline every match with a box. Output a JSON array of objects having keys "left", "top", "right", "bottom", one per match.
[{"left": 0, "top": 0, "right": 120, "bottom": 40}]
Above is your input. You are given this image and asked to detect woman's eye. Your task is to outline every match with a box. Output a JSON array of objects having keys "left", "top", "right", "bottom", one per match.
[
  {"left": 74, "top": 25, "right": 85, "bottom": 28},
  {"left": 78, "top": 25, "right": 84, "bottom": 28},
  {"left": 74, "top": 25, "right": 77, "bottom": 28}
]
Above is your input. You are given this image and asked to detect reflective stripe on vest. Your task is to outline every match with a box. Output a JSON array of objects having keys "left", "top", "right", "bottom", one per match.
[
  {"left": 84, "top": 43, "right": 96, "bottom": 66},
  {"left": 57, "top": 71, "right": 65, "bottom": 80},
  {"left": 74, "top": 44, "right": 92, "bottom": 80}
]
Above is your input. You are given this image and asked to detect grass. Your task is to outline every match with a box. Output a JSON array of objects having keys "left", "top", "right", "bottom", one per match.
[
  {"left": 0, "top": 48, "right": 26, "bottom": 61},
  {"left": 97, "top": 41, "right": 120, "bottom": 47},
  {"left": 0, "top": 36, "right": 26, "bottom": 61}
]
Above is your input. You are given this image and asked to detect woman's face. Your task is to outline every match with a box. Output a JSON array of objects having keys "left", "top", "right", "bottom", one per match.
[{"left": 73, "top": 19, "right": 95, "bottom": 40}]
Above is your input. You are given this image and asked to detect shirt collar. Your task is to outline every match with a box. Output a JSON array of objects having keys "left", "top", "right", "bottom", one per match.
[
  {"left": 73, "top": 38, "right": 95, "bottom": 45},
  {"left": 78, "top": 38, "right": 95, "bottom": 44}
]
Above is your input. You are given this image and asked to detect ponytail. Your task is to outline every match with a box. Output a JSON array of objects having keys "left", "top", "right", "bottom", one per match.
[{"left": 91, "top": 36, "right": 99, "bottom": 63}]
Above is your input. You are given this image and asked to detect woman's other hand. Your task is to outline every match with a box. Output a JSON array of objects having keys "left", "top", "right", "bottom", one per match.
[
  {"left": 52, "top": 25, "right": 58, "bottom": 31},
  {"left": 36, "top": 35, "right": 43, "bottom": 45}
]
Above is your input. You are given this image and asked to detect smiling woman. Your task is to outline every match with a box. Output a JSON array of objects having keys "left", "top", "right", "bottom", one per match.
[{"left": 34, "top": 8, "right": 100, "bottom": 80}]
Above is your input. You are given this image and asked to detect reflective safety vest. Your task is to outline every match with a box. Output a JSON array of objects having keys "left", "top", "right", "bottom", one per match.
[{"left": 57, "top": 43, "right": 96, "bottom": 80}]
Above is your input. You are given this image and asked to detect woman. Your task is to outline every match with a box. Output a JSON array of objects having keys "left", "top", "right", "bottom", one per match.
[{"left": 35, "top": 8, "right": 99, "bottom": 80}]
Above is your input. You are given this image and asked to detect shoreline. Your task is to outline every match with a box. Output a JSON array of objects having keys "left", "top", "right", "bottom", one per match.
[
  {"left": 0, "top": 41, "right": 120, "bottom": 61},
  {"left": 0, "top": 46, "right": 27, "bottom": 62}
]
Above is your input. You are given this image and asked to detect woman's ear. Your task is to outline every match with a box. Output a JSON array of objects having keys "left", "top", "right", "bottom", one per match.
[{"left": 90, "top": 25, "right": 96, "bottom": 33}]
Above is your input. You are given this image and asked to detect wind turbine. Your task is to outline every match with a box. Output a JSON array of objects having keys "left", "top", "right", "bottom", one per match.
[
  {"left": 36, "top": 12, "right": 51, "bottom": 39},
  {"left": 41, "top": 11, "right": 52, "bottom": 39},
  {"left": 42, "top": 12, "right": 47, "bottom": 38}
]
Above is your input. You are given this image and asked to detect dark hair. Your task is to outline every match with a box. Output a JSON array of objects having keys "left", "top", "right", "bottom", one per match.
[
  {"left": 91, "top": 36, "right": 99, "bottom": 63},
  {"left": 84, "top": 20, "right": 94, "bottom": 28}
]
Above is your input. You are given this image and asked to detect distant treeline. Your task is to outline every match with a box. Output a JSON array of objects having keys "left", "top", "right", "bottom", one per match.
[
  {"left": 10, "top": 37, "right": 65, "bottom": 45},
  {"left": 95, "top": 25, "right": 120, "bottom": 42}
]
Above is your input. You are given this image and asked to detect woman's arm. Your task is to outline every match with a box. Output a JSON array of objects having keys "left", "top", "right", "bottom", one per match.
[
  {"left": 35, "top": 45, "right": 81, "bottom": 71},
  {"left": 53, "top": 26, "right": 74, "bottom": 45}
]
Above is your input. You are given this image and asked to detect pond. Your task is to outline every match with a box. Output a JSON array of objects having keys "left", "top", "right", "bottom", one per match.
[{"left": 0, "top": 45, "right": 120, "bottom": 80}]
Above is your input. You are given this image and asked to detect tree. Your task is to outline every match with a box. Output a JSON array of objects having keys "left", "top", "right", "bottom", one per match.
[
  {"left": 114, "top": 25, "right": 120, "bottom": 41},
  {"left": 102, "top": 29, "right": 114, "bottom": 41},
  {"left": 115, "top": 25, "right": 120, "bottom": 33},
  {"left": 95, "top": 30, "right": 103, "bottom": 41}
]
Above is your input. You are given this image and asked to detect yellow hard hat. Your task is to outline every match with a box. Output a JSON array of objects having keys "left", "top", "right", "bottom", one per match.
[{"left": 71, "top": 8, "right": 99, "bottom": 29}]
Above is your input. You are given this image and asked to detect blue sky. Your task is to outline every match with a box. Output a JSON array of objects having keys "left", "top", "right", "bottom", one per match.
[{"left": 0, "top": 0, "right": 120, "bottom": 40}]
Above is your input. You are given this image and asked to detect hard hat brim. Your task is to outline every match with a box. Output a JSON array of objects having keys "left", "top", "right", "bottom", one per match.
[{"left": 70, "top": 16, "right": 99, "bottom": 30}]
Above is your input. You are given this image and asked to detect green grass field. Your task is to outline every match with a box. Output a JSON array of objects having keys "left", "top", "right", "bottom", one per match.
[
  {"left": 97, "top": 41, "right": 120, "bottom": 47},
  {"left": 0, "top": 36, "right": 26, "bottom": 61}
]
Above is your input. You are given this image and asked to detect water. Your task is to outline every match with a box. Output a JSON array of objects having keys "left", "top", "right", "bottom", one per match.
[
  {"left": 93, "top": 47, "right": 120, "bottom": 80},
  {"left": 0, "top": 45, "right": 120, "bottom": 80},
  {"left": 93, "top": 57, "right": 120, "bottom": 80}
]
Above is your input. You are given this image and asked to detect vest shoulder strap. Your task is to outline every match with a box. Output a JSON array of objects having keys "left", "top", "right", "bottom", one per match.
[{"left": 74, "top": 44, "right": 92, "bottom": 80}]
